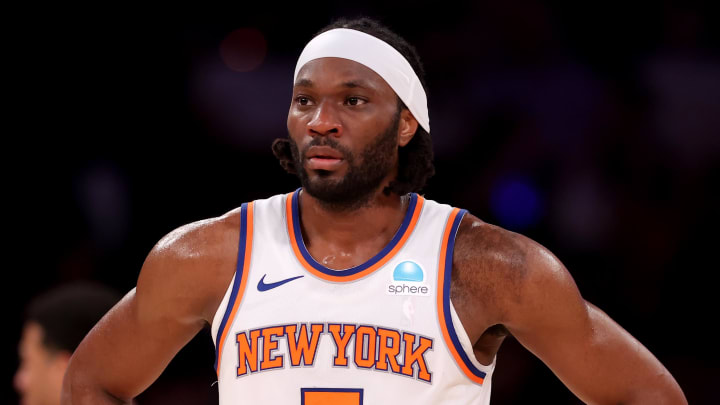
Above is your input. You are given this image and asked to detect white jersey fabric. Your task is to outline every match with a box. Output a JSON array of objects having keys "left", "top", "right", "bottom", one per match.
[{"left": 211, "top": 189, "right": 495, "bottom": 404}]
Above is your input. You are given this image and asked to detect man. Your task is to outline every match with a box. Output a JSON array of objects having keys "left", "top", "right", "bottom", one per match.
[
  {"left": 16, "top": 282, "right": 120, "bottom": 405},
  {"left": 62, "top": 18, "right": 687, "bottom": 404}
]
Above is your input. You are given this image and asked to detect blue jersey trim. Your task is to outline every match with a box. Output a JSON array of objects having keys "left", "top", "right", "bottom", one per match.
[
  {"left": 290, "top": 188, "right": 418, "bottom": 278},
  {"left": 214, "top": 202, "right": 249, "bottom": 371},
  {"left": 441, "top": 209, "right": 488, "bottom": 381}
]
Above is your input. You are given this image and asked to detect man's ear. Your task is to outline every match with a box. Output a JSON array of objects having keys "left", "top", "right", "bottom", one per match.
[{"left": 398, "top": 108, "right": 419, "bottom": 147}]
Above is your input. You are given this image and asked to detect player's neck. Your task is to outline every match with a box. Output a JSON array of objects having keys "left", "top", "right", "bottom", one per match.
[{"left": 297, "top": 187, "right": 408, "bottom": 266}]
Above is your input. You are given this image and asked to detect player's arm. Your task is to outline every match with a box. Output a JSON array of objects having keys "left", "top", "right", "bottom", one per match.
[
  {"left": 61, "top": 214, "right": 239, "bottom": 404},
  {"left": 496, "top": 232, "right": 687, "bottom": 404}
]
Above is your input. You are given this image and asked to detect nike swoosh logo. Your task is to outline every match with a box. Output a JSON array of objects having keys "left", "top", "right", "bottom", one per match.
[{"left": 257, "top": 274, "right": 304, "bottom": 292}]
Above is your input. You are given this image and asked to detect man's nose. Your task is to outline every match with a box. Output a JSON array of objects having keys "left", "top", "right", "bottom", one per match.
[{"left": 307, "top": 101, "right": 342, "bottom": 137}]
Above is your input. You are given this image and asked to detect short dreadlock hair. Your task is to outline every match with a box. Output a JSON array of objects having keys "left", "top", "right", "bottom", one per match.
[
  {"left": 272, "top": 17, "right": 435, "bottom": 196},
  {"left": 25, "top": 282, "right": 120, "bottom": 353}
]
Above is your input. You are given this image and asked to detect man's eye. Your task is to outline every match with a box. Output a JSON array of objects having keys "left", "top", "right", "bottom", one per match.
[
  {"left": 346, "top": 97, "right": 365, "bottom": 106},
  {"left": 296, "top": 96, "right": 311, "bottom": 106}
]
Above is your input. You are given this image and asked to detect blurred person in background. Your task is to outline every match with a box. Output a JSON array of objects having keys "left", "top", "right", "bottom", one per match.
[{"left": 15, "top": 282, "right": 120, "bottom": 405}]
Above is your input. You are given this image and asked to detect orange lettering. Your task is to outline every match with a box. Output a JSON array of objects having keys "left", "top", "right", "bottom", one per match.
[
  {"left": 236, "top": 330, "right": 261, "bottom": 375},
  {"left": 354, "top": 326, "right": 376, "bottom": 369},
  {"left": 401, "top": 333, "right": 432, "bottom": 382},
  {"left": 301, "top": 388, "right": 363, "bottom": 405},
  {"left": 328, "top": 324, "right": 356, "bottom": 367},
  {"left": 376, "top": 328, "right": 401, "bottom": 372},
  {"left": 260, "top": 326, "right": 284, "bottom": 370},
  {"left": 286, "top": 324, "right": 324, "bottom": 366}
]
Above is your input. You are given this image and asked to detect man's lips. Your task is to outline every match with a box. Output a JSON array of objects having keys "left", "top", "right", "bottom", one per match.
[
  {"left": 306, "top": 145, "right": 343, "bottom": 159},
  {"left": 305, "top": 146, "right": 345, "bottom": 171},
  {"left": 306, "top": 156, "right": 344, "bottom": 171}
]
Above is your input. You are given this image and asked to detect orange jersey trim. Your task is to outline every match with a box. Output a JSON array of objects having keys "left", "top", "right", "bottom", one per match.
[
  {"left": 437, "top": 207, "right": 486, "bottom": 385},
  {"left": 215, "top": 201, "right": 254, "bottom": 374},
  {"left": 286, "top": 189, "right": 424, "bottom": 282}
]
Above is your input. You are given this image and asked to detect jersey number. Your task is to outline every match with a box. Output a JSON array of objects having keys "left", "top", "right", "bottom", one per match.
[{"left": 301, "top": 388, "right": 363, "bottom": 405}]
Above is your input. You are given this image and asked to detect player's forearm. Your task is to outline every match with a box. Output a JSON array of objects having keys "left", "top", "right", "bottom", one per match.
[{"left": 619, "top": 374, "right": 687, "bottom": 405}]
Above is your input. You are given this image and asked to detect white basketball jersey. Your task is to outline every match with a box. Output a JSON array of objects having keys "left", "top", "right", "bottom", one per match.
[{"left": 211, "top": 189, "right": 495, "bottom": 404}]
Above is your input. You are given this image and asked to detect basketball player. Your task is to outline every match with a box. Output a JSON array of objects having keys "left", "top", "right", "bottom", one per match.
[
  {"left": 16, "top": 282, "right": 120, "bottom": 405},
  {"left": 62, "top": 18, "right": 687, "bottom": 404}
]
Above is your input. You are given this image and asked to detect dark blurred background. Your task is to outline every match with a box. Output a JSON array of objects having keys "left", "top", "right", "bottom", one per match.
[{"left": 8, "top": 1, "right": 719, "bottom": 403}]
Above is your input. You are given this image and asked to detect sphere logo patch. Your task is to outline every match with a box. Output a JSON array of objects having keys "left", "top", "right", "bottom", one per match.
[{"left": 387, "top": 261, "right": 430, "bottom": 296}]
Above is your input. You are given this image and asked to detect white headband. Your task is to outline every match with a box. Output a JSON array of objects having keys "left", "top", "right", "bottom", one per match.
[{"left": 294, "top": 28, "right": 430, "bottom": 133}]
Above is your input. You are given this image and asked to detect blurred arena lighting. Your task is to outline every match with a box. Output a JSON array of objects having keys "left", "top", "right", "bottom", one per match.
[
  {"left": 490, "top": 175, "right": 542, "bottom": 230},
  {"left": 552, "top": 172, "right": 613, "bottom": 250},
  {"left": 190, "top": 59, "right": 290, "bottom": 149},
  {"left": 219, "top": 28, "right": 267, "bottom": 73},
  {"left": 74, "top": 163, "right": 130, "bottom": 249}
]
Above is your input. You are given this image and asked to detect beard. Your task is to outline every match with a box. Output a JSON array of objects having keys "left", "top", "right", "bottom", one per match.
[{"left": 288, "top": 111, "right": 400, "bottom": 211}]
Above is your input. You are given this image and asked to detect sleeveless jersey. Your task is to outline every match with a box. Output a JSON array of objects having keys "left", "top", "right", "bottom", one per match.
[{"left": 211, "top": 189, "right": 496, "bottom": 404}]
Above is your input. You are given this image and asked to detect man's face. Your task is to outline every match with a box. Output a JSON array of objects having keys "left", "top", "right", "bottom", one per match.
[
  {"left": 15, "top": 323, "right": 69, "bottom": 405},
  {"left": 286, "top": 57, "right": 414, "bottom": 209}
]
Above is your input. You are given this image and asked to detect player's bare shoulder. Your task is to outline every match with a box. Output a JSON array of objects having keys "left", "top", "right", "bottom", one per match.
[
  {"left": 452, "top": 213, "right": 573, "bottom": 318},
  {"left": 452, "top": 213, "right": 529, "bottom": 307},
  {"left": 147, "top": 207, "right": 242, "bottom": 272},
  {"left": 136, "top": 207, "right": 243, "bottom": 324}
]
